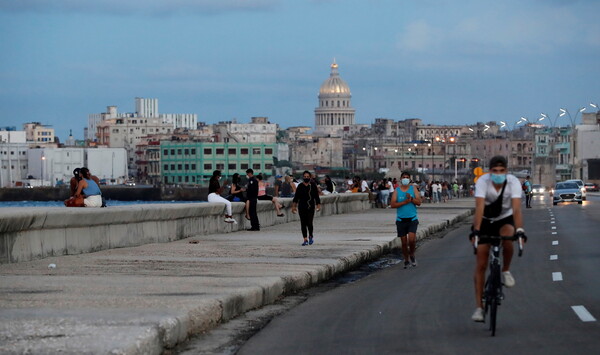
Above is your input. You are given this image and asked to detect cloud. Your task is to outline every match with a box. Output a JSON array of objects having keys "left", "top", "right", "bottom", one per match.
[{"left": 0, "top": 0, "right": 281, "bottom": 16}]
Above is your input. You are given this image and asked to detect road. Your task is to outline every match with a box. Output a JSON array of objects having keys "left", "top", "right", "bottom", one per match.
[{"left": 236, "top": 193, "right": 600, "bottom": 355}]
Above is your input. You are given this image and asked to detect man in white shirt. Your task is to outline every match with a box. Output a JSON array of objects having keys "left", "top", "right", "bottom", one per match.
[{"left": 469, "top": 155, "right": 527, "bottom": 322}]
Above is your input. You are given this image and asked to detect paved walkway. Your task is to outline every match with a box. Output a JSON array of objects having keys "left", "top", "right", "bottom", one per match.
[{"left": 0, "top": 198, "right": 474, "bottom": 354}]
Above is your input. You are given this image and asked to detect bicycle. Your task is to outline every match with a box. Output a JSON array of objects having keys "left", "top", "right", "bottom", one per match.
[{"left": 473, "top": 234, "right": 524, "bottom": 336}]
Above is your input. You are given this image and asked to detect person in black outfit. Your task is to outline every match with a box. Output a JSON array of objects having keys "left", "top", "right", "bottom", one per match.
[
  {"left": 292, "top": 170, "right": 322, "bottom": 246},
  {"left": 245, "top": 169, "right": 260, "bottom": 231}
]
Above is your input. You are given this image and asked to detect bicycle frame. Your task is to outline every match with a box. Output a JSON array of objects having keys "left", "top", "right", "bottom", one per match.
[{"left": 473, "top": 235, "right": 524, "bottom": 336}]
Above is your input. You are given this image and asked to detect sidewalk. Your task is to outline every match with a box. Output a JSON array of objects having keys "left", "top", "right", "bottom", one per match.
[{"left": 0, "top": 198, "right": 474, "bottom": 354}]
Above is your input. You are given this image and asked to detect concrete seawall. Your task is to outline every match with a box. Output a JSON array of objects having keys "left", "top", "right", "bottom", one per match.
[{"left": 0, "top": 193, "right": 370, "bottom": 264}]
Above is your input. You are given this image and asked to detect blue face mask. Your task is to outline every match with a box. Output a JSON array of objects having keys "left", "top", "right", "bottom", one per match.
[
  {"left": 490, "top": 173, "right": 506, "bottom": 184},
  {"left": 401, "top": 178, "right": 410, "bottom": 186}
]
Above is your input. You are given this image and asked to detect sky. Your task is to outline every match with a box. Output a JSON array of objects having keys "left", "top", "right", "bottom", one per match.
[{"left": 1, "top": 0, "right": 599, "bottom": 141}]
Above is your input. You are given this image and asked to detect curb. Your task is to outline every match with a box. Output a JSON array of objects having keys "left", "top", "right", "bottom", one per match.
[{"left": 130, "top": 207, "right": 475, "bottom": 354}]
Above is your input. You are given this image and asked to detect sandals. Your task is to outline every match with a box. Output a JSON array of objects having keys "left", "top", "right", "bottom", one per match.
[{"left": 277, "top": 213, "right": 285, "bottom": 217}]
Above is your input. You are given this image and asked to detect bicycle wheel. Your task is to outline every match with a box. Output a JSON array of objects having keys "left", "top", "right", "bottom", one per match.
[{"left": 490, "top": 297, "right": 498, "bottom": 336}]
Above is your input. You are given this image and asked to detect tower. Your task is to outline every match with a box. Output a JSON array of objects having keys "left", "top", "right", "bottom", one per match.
[{"left": 314, "top": 60, "right": 355, "bottom": 136}]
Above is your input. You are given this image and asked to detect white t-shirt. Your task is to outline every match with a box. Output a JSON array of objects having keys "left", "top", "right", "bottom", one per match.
[
  {"left": 475, "top": 173, "right": 522, "bottom": 221},
  {"left": 387, "top": 181, "right": 394, "bottom": 193},
  {"left": 361, "top": 180, "right": 369, "bottom": 192}
]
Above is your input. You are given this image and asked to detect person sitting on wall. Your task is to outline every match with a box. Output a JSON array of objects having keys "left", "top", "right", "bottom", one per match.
[
  {"left": 74, "top": 167, "right": 104, "bottom": 207},
  {"left": 256, "top": 174, "right": 285, "bottom": 217}
]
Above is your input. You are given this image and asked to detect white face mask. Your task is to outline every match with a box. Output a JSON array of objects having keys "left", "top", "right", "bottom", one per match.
[{"left": 401, "top": 178, "right": 410, "bottom": 186}]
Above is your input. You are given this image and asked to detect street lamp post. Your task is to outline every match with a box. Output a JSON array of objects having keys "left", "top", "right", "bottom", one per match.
[
  {"left": 560, "top": 107, "right": 586, "bottom": 179},
  {"left": 41, "top": 153, "right": 46, "bottom": 187}
]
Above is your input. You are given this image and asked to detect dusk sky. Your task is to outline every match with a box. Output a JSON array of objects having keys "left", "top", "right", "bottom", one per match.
[{"left": 1, "top": 0, "right": 599, "bottom": 141}]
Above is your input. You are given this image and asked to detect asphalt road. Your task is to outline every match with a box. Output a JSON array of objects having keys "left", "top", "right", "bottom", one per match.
[{"left": 237, "top": 194, "right": 600, "bottom": 355}]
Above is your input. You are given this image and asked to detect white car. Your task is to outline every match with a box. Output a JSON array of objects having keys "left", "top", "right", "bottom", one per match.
[{"left": 565, "top": 179, "right": 586, "bottom": 201}]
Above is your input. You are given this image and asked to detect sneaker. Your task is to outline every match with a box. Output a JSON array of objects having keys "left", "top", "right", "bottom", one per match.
[
  {"left": 302, "top": 240, "right": 309, "bottom": 246},
  {"left": 410, "top": 256, "right": 417, "bottom": 267},
  {"left": 224, "top": 217, "right": 236, "bottom": 224},
  {"left": 309, "top": 236, "right": 314, "bottom": 245},
  {"left": 471, "top": 307, "right": 485, "bottom": 322},
  {"left": 403, "top": 261, "right": 410, "bottom": 269},
  {"left": 502, "top": 271, "right": 515, "bottom": 288}
]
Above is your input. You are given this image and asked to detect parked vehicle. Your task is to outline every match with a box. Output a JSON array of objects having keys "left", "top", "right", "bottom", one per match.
[
  {"left": 553, "top": 181, "right": 583, "bottom": 206},
  {"left": 584, "top": 182, "right": 599, "bottom": 192},
  {"left": 565, "top": 179, "right": 586, "bottom": 200}
]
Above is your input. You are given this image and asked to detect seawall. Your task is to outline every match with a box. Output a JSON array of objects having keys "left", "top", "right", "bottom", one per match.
[{"left": 0, "top": 193, "right": 370, "bottom": 264}]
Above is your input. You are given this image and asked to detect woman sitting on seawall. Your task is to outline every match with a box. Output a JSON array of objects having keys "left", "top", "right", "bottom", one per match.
[
  {"left": 228, "top": 173, "right": 250, "bottom": 221},
  {"left": 74, "top": 167, "right": 103, "bottom": 207},
  {"left": 256, "top": 174, "right": 285, "bottom": 217}
]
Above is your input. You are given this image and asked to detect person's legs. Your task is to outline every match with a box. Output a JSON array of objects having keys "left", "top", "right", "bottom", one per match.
[
  {"left": 500, "top": 224, "right": 515, "bottom": 272},
  {"left": 245, "top": 200, "right": 250, "bottom": 219},
  {"left": 299, "top": 208, "right": 309, "bottom": 242},
  {"left": 249, "top": 199, "right": 259, "bottom": 229},
  {"left": 208, "top": 193, "right": 233, "bottom": 217},
  {"left": 474, "top": 243, "right": 491, "bottom": 308}
]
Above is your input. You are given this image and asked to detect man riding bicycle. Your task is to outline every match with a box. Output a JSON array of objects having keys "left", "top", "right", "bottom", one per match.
[{"left": 470, "top": 156, "right": 527, "bottom": 322}]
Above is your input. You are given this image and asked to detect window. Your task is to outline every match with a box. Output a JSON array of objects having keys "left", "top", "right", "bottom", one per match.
[
  {"left": 204, "top": 148, "right": 212, "bottom": 155},
  {"left": 184, "top": 149, "right": 189, "bottom": 155},
  {"left": 178, "top": 176, "right": 182, "bottom": 182},
  {"left": 253, "top": 163, "right": 261, "bottom": 170},
  {"left": 185, "top": 176, "right": 189, "bottom": 182},
  {"left": 216, "top": 148, "right": 224, "bottom": 155},
  {"left": 178, "top": 164, "right": 182, "bottom": 170},
  {"left": 241, "top": 148, "right": 249, "bottom": 155},
  {"left": 163, "top": 149, "right": 168, "bottom": 156},
  {"left": 185, "top": 164, "right": 189, "bottom": 170},
  {"left": 228, "top": 163, "right": 236, "bottom": 170},
  {"left": 216, "top": 163, "right": 224, "bottom": 170},
  {"left": 265, "top": 163, "right": 273, "bottom": 170},
  {"left": 241, "top": 163, "right": 249, "bottom": 170},
  {"left": 191, "top": 149, "right": 196, "bottom": 155},
  {"left": 177, "top": 149, "right": 182, "bottom": 155},
  {"left": 164, "top": 164, "right": 168, "bottom": 171},
  {"left": 171, "top": 149, "right": 175, "bottom": 155},
  {"left": 204, "top": 163, "right": 212, "bottom": 170},
  {"left": 171, "top": 164, "right": 175, "bottom": 170},
  {"left": 164, "top": 176, "right": 168, "bottom": 184},
  {"left": 252, "top": 148, "right": 261, "bottom": 155},
  {"left": 265, "top": 148, "right": 273, "bottom": 154},
  {"left": 228, "top": 148, "right": 236, "bottom": 155},
  {"left": 191, "top": 164, "right": 196, "bottom": 170}
]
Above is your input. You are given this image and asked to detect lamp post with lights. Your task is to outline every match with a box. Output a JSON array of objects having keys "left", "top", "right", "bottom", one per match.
[{"left": 560, "top": 107, "right": 587, "bottom": 179}]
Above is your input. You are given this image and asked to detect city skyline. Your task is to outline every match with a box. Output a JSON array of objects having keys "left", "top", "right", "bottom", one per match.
[{"left": 1, "top": 0, "right": 599, "bottom": 141}]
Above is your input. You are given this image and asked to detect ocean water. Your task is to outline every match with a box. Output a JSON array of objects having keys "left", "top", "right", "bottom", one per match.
[{"left": 0, "top": 200, "right": 205, "bottom": 208}]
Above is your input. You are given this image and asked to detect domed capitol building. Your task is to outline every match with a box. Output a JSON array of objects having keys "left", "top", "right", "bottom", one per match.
[{"left": 314, "top": 60, "right": 355, "bottom": 136}]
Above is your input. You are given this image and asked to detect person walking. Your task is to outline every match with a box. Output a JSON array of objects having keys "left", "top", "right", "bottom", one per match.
[
  {"left": 291, "top": 170, "right": 321, "bottom": 246},
  {"left": 207, "top": 170, "right": 236, "bottom": 224},
  {"left": 523, "top": 175, "right": 533, "bottom": 208},
  {"left": 390, "top": 171, "right": 422, "bottom": 268},
  {"left": 245, "top": 169, "right": 260, "bottom": 231}
]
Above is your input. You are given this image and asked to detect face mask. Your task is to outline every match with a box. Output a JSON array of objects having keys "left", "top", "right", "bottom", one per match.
[
  {"left": 401, "top": 178, "right": 410, "bottom": 186},
  {"left": 218, "top": 176, "right": 221, "bottom": 180},
  {"left": 490, "top": 173, "right": 506, "bottom": 184},
  {"left": 303, "top": 178, "right": 311, "bottom": 183}
]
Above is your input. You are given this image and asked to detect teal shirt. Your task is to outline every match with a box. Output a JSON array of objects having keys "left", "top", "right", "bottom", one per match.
[
  {"left": 524, "top": 180, "right": 532, "bottom": 193},
  {"left": 82, "top": 178, "right": 102, "bottom": 196},
  {"left": 395, "top": 186, "right": 417, "bottom": 221}
]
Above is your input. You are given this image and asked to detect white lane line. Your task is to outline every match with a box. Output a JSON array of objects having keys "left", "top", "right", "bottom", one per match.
[
  {"left": 552, "top": 226, "right": 557, "bottom": 230},
  {"left": 551, "top": 221, "right": 555, "bottom": 224},
  {"left": 553, "top": 272, "right": 563, "bottom": 281},
  {"left": 552, "top": 232, "right": 558, "bottom": 235},
  {"left": 551, "top": 217, "right": 555, "bottom": 220},
  {"left": 571, "top": 306, "right": 597, "bottom": 322},
  {"left": 552, "top": 241, "right": 559, "bottom": 245},
  {"left": 550, "top": 255, "right": 558, "bottom": 260}
]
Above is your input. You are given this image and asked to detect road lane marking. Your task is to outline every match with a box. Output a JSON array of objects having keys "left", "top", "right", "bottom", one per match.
[
  {"left": 551, "top": 221, "right": 555, "bottom": 224},
  {"left": 552, "top": 241, "right": 559, "bottom": 245},
  {"left": 550, "top": 255, "right": 558, "bottom": 260},
  {"left": 571, "top": 306, "right": 597, "bottom": 322},
  {"left": 552, "top": 272, "right": 563, "bottom": 281},
  {"left": 552, "top": 226, "right": 557, "bottom": 229},
  {"left": 552, "top": 232, "right": 558, "bottom": 235}
]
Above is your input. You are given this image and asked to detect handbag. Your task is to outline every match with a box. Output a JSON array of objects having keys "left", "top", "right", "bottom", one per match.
[{"left": 483, "top": 181, "right": 507, "bottom": 218}]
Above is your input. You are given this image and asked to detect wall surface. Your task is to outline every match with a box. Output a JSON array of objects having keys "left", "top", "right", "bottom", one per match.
[{"left": 0, "top": 193, "right": 370, "bottom": 264}]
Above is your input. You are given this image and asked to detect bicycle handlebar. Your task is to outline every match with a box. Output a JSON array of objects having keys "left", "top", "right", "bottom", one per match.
[{"left": 472, "top": 235, "right": 524, "bottom": 257}]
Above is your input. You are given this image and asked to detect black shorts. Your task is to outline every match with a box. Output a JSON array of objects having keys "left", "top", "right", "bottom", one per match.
[
  {"left": 257, "top": 195, "right": 274, "bottom": 201},
  {"left": 396, "top": 219, "right": 419, "bottom": 237},
  {"left": 480, "top": 215, "right": 515, "bottom": 243}
]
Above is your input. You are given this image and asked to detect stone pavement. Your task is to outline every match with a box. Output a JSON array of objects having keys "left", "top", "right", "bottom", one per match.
[{"left": 0, "top": 197, "right": 474, "bottom": 354}]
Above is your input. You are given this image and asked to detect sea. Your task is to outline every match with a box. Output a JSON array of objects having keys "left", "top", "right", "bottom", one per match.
[{"left": 0, "top": 200, "right": 205, "bottom": 208}]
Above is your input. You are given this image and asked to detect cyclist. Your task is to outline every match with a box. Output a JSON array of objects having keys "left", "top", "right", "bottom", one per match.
[{"left": 470, "top": 156, "right": 526, "bottom": 322}]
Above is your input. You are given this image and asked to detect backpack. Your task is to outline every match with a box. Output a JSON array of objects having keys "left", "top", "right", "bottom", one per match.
[{"left": 522, "top": 182, "right": 528, "bottom": 191}]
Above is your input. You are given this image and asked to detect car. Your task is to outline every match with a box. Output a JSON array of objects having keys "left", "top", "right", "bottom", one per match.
[
  {"left": 584, "top": 182, "right": 599, "bottom": 192},
  {"left": 565, "top": 179, "right": 586, "bottom": 200},
  {"left": 531, "top": 184, "right": 546, "bottom": 195},
  {"left": 553, "top": 181, "right": 583, "bottom": 205}
]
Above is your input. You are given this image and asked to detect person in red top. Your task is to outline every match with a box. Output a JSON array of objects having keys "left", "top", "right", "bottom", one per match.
[{"left": 256, "top": 174, "right": 285, "bottom": 217}]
